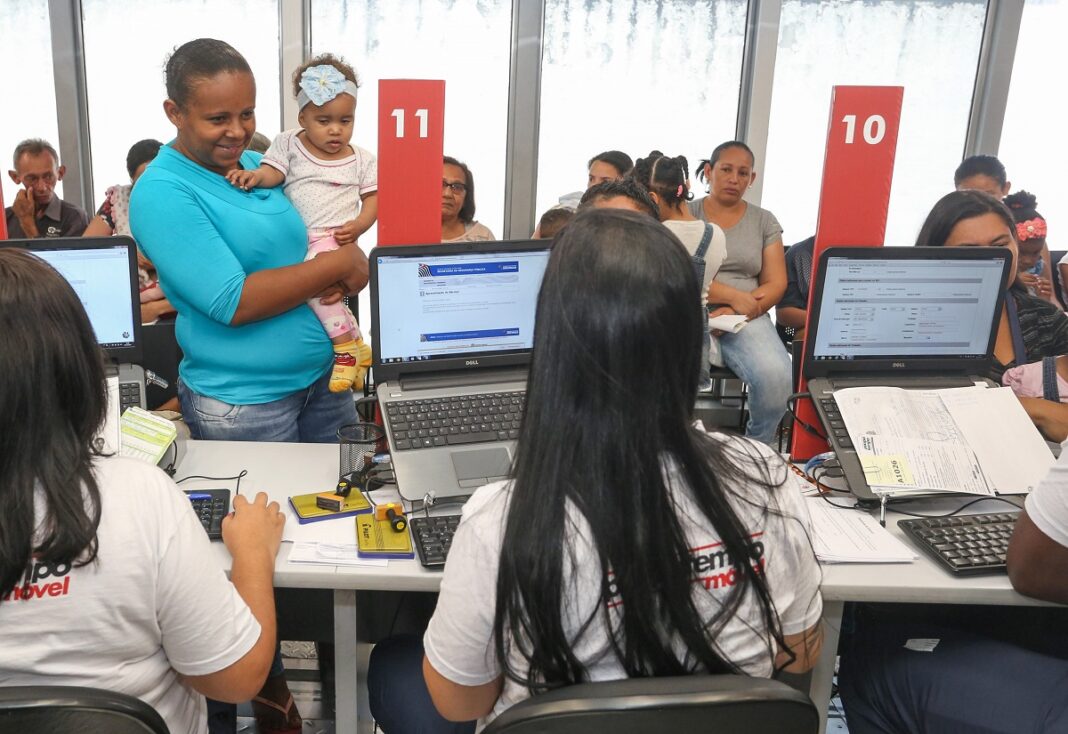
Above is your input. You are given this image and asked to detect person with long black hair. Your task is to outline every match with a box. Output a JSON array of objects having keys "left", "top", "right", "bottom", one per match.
[
  {"left": 367, "top": 209, "right": 823, "bottom": 732},
  {"left": 0, "top": 249, "right": 285, "bottom": 733}
]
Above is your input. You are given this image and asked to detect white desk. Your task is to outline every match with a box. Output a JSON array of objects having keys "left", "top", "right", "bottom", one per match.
[{"left": 176, "top": 439, "right": 1054, "bottom": 733}]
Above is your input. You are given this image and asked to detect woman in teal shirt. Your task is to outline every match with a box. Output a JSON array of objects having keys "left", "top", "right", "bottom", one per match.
[{"left": 131, "top": 39, "right": 366, "bottom": 444}]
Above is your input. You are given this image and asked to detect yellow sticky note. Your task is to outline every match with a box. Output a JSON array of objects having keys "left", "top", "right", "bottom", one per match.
[{"left": 861, "top": 455, "right": 914, "bottom": 486}]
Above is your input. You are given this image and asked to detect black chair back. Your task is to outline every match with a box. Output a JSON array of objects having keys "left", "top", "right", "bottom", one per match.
[
  {"left": 0, "top": 686, "right": 169, "bottom": 734},
  {"left": 481, "top": 675, "right": 819, "bottom": 734}
]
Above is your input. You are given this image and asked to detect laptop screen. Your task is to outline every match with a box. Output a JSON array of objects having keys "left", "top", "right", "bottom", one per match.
[
  {"left": 373, "top": 243, "right": 550, "bottom": 374},
  {"left": 0, "top": 237, "right": 142, "bottom": 362},
  {"left": 805, "top": 247, "right": 1010, "bottom": 376}
]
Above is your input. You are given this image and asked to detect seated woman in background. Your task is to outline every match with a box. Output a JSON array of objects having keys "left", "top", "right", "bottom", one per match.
[
  {"left": 1004, "top": 190, "right": 1061, "bottom": 307},
  {"left": 366, "top": 209, "right": 823, "bottom": 733},
  {"left": 82, "top": 138, "right": 175, "bottom": 324},
  {"left": 557, "top": 149, "right": 634, "bottom": 208},
  {"left": 915, "top": 190, "right": 1068, "bottom": 383},
  {"left": 955, "top": 154, "right": 1056, "bottom": 305},
  {"left": 632, "top": 150, "right": 726, "bottom": 391},
  {"left": 442, "top": 156, "right": 495, "bottom": 242},
  {"left": 688, "top": 141, "right": 791, "bottom": 445},
  {"left": 0, "top": 248, "right": 285, "bottom": 734}
]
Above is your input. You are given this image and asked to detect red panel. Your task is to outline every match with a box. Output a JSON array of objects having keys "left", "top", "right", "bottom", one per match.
[
  {"left": 791, "top": 86, "right": 903, "bottom": 460},
  {"left": 377, "top": 80, "right": 446, "bottom": 246}
]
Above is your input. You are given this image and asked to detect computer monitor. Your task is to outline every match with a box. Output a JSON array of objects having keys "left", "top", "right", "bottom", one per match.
[{"left": 0, "top": 236, "right": 143, "bottom": 364}]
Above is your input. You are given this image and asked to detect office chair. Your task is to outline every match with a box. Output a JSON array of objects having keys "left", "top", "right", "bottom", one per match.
[
  {"left": 0, "top": 686, "right": 169, "bottom": 734},
  {"left": 481, "top": 674, "right": 819, "bottom": 734}
]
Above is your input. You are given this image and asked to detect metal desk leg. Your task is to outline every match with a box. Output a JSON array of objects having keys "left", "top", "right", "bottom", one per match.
[
  {"left": 334, "top": 589, "right": 359, "bottom": 733},
  {"left": 810, "top": 600, "right": 844, "bottom": 733}
]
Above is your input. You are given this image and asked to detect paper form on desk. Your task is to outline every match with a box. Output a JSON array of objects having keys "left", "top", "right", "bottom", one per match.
[
  {"left": 289, "top": 541, "right": 388, "bottom": 567},
  {"left": 938, "top": 386, "right": 1053, "bottom": 494},
  {"left": 834, "top": 386, "right": 993, "bottom": 496},
  {"left": 805, "top": 498, "right": 917, "bottom": 563}
]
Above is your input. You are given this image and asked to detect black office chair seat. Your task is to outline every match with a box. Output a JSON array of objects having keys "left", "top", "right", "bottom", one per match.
[
  {"left": 481, "top": 674, "right": 819, "bottom": 734},
  {"left": 0, "top": 686, "right": 169, "bottom": 734}
]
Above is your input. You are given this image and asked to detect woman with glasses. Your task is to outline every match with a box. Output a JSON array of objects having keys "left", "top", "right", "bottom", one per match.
[{"left": 442, "top": 156, "right": 495, "bottom": 243}]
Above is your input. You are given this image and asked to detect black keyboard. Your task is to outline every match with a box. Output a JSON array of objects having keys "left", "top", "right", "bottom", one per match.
[
  {"left": 385, "top": 391, "right": 525, "bottom": 451},
  {"left": 899, "top": 512, "right": 1020, "bottom": 574},
  {"left": 184, "top": 489, "right": 231, "bottom": 541},
  {"left": 817, "top": 396, "right": 851, "bottom": 448},
  {"left": 119, "top": 380, "right": 143, "bottom": 413},
  {"left": 410, "top": 514, "right": 461, "bottom": 568}
]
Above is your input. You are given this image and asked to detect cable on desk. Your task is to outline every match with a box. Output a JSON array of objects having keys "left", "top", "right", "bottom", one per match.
[
  {"left": 161, "top": 440, "right": 179, "bottom": 477},
  {"left": 884, "top": 494, "right": 1023, "bottom": 519},
  {"left": 786, "top": 392, "right": 827, "bottom": 440},
  {"left": 175, "top": 469, "right": 248, "bottom": 496},
  {"left": 812, "top": 467, "right": 861, "bottom": 510}
]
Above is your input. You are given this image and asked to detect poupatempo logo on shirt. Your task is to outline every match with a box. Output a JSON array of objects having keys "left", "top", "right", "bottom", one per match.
[
  {"left": 1, "top": 559, "right": 74, "bottom": 602},
  {"left": 605, "top": 533, "right": 766, "bottom": 609}
]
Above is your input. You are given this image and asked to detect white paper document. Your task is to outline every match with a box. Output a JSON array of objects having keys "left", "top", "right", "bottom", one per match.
[
  {"left": 289, "top": 541, "right": 388, "bottom": 567},
  {"left": 833, "top": 385, "right": 1053, "bottom": 497},
  {"left": 707, "top": 314, "right": 748, "bottom": 334},
  {"left": 806, "top": 498, "right": 917, "bottom": 564}
]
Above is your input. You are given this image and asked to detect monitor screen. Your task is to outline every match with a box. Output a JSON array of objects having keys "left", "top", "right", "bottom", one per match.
[
  {"left": 375, "top": 248, "right": 550, "bottom": 365},
  {"left": 809, "top": 255, "right": 1006, "bottom": 363}
]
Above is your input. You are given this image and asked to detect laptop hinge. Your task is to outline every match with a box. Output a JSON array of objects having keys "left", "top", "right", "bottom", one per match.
[{"left": 399, "top": 366, "right": 527, "bottom": 392}]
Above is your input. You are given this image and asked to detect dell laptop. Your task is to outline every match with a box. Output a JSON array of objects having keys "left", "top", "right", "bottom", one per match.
[
  {"left": 803, "top": 246, "right": 1013, "bottom": 502},
  {"left": 370, "top": 240, "right": 551, "bottom": 501}
]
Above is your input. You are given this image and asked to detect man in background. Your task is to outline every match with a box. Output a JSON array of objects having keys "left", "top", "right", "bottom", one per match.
[{"left": 6, "top": 138, "right": 88, "bottom": 238}]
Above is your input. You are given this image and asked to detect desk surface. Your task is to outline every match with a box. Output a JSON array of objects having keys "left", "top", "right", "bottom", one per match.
[{"left": 176, "top": 439, "right": 1051, "bottom": 605}]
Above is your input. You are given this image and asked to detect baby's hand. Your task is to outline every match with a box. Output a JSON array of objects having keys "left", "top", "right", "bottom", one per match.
[
  {"left": 226, "top": 169, "right": 261, "bottom": 191},
  {"left": 333, "top": 220, "right": 360, "bottom": 246}
]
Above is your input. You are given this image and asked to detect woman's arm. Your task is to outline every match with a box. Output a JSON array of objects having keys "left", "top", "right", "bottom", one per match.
[
  {"left": 423, "top": 657, "right": 503, "bottom": 722},
  {"left": 708, "top": 281, "right": 760, "bottom": 319},
  {"left": 1018, "top": 396, "right": 1068, "bottom": 442},
  {"left": 232, "top": 245, "right": 367, "bottom": 325},
  {"left": 82, "top": 215, "right": 114, "bottom": 237},
  {"left": 751, "top": 241, "right": 787, "bottom": 314},
  {"left": 776, "top": 621, "right": 824, "bottom": 673}
]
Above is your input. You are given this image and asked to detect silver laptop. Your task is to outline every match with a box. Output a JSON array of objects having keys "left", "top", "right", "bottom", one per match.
[
  {"left": 370, "top": 240, "right": 551, "bottom": 501},
  {"left": 803, "top": 246, "right": 1012, "bottom": 502},
  {"left": 2, "top": 236, "right": 147, "bottom": 419}
]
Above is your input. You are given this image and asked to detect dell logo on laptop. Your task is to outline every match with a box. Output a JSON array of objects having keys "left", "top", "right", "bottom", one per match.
[
  {"left": 466, "top": 360, "right": 480, "bottom": 366},
  {"left": 892, "top": 362, "right": 906, "bottom": 368}
]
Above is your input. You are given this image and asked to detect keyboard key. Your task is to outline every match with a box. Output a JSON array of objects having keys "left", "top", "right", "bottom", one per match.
[{"left": 447, "top": 431, "right": 498, "bottom": 445}]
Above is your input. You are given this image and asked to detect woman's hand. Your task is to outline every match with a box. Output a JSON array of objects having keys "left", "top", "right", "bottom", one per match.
[
  {"left": 226, "top": 168, "right": 263, "bottom": 191},
  {"left": 729, "top": 291, "right": 762, "bottom": 320},
  {"left": 708, "top": 306, "right": 736, "bottom": 337},
  {"left": 1018, "top": 396, "right": 1068, "bottom": 442}
]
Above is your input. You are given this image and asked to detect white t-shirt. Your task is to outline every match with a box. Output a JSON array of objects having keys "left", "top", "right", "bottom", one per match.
[
  {"left": 663, "top": 219, "right": 728, "bottom": 297},
  {"left": 424, "top": 430, "right": 822, "bottom": 729},
  {"left": 262, "top": 129, "right": 378, "bottom": 229},
  {"left": 1025, "top": 443, "right": 1068, "bottom": 547},
  {"left": 0, "top": 456, "right": 261, "bottom": 734}
]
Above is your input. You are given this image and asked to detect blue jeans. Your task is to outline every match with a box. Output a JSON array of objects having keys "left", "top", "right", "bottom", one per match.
[
  {"left": 368, "top": 634, "right": 477, "bottom": 734},
  {"left": 717, "top": 314, "right": 791, "bottom": 445},
  {"left": 179, "top": 367, "right": 357, "bottom": 443}
]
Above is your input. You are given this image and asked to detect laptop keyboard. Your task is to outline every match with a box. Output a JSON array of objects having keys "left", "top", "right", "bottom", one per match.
[
  {"left": 385, "top": 391, "right": 525, "bottom": 451},
  {"left": 119, "top": 380, "right": 143, "bottom": 414},
  {"left": 817, "top": 396, "right": 852, "bottom": 448}
]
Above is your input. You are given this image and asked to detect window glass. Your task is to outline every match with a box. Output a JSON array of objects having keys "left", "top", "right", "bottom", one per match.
[
  {"left": 536, "top": 0, "right": 747, "bottom": 224},
  {"left": 0, "top": 0, "right": 62, "bottom": 210},
  {"left": 999, "top": 0, "right": 1067, "bottom": 242},
  {"left": 312, "top": 0, "right": 512, "bottom": 240},
  {"left": 82, "top": 0, "right": 282, "bottom": 210},
  {"left": 761, "top": 0, "right": 987, "bottom": 248}
]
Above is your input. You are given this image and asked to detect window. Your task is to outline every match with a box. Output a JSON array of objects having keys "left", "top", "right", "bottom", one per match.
[
  {"left": 999, "top": 0, "right": 1067, "bottom": 239},
  {"left": 1, "top": 0, "right": 61, "bottom": 210},
  {"left": 761, "top": 0, "right": 987, "bottom": 248},
  {"left": 536, "top": 0, "right": 748, "bottom": 222},
  {"left": 311, "top": 0, "right": 513, "bottom": 240},
  {"left": 81, "top": 0, "right": 282, "bottom": 209}
]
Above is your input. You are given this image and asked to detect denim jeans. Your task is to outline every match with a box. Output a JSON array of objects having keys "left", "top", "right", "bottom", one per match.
[
  {"left": 717, "top": 313, "right": 791, "bottom": 445},
  {"left": 179, "top": 367, "right": 357, "bottom": 443},
  {"left": 368, "top": 634, "right": 477, "bottom": 734}
]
